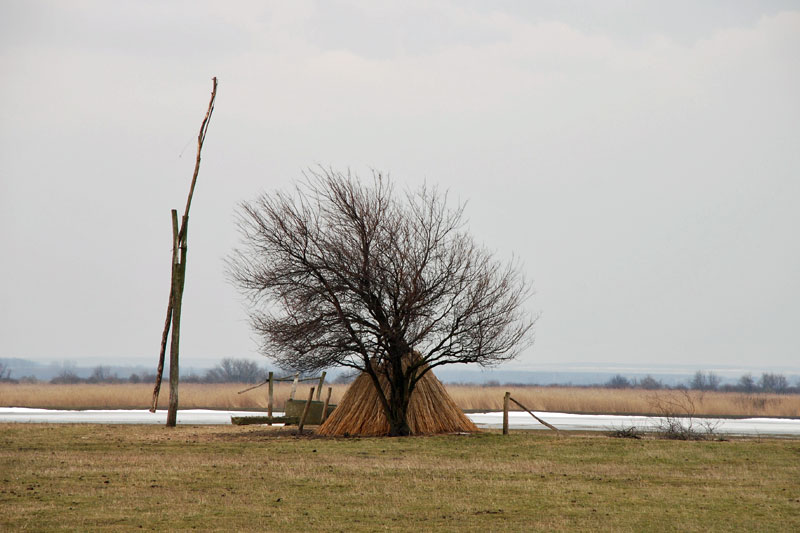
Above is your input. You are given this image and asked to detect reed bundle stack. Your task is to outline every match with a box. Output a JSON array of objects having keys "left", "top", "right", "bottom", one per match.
[{"left": 317, "top": 356, "right": 478, "bottom": 436}]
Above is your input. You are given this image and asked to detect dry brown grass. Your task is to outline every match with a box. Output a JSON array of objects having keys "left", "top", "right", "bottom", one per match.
[
  {"left": 2, "top": 424, "right": 799, "bottom": 531},
  {"left": 0, "top": 382, "right": 349, "bottom": 411},
  {"left": 448, "top": 385, "right": 800, "bottom": 417},
  {"left": 2, "top": 382, "right": 800, "bottom": 417}
]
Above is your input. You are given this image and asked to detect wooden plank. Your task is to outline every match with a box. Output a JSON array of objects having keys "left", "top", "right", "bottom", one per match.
[{"left": 231, "top": 416, "right": 299, "bottom": 426}]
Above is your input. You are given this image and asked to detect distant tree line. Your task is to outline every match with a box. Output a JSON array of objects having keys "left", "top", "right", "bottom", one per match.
[
  {"left": 42, "top": 358, "right": 275, "bottom": 385},
  {"left": 2, "top": 359, "right": 797, "bottom": 393},
  {"left": 603, "top": 370, "right": 798, "bottom": 394}
]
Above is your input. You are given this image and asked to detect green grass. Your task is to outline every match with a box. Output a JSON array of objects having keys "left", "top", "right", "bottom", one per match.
[{"left": 1, "top": 424, "right": 799, "bottom": 532}]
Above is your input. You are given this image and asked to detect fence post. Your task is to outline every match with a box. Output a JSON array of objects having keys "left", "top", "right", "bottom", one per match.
[
  {"left": 503, "top": 391, "right": 510, "bottom": 435},
  {"left": 290, "top": 372, "right": 299, "bottom": 400},
  {"left": 321, "top": 386, "right": 333, "bottom": 423},
  {"left": 316, "top": 371, "right": 326, "bottom": 400},
  {"left": 298, "top": 386, "right": 315, "bottom": 433},
  {"left": 267, "top": 371, "right": 274, "bottom": 422}
]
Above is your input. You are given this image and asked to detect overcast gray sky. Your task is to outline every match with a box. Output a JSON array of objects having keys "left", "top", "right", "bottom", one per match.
[{"left": 1, "top": 1, "right": 798, "bottom": 372}]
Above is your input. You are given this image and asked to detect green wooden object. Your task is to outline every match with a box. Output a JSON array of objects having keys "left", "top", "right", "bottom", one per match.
[
  {"left": 284, "top": 399, "right": 337, "bottom": 425},
  {"left": 230, "top": 416, "right": 300, "bottom": 426}
]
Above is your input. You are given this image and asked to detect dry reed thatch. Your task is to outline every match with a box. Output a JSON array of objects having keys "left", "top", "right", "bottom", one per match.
[{"left": 317, "top": 356, "right": 478, "bottom": 436}]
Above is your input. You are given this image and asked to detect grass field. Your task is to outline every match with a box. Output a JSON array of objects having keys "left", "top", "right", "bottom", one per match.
[
  {"left": 2, "top": 382, "right": 800, "bottom": 417},
  {"left": 1, "top": 424, "right": 798, "bottom": 531}
]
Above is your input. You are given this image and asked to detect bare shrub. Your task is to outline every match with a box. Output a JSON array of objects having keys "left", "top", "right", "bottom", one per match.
[
  {"left": 50, "top": 369, "right": 83, "bottom": 384},
  {"left": 648, "top": 389, "right": 721, "bottom": 440},
  {"left": 608, "top": 425, "right": 642, "bottom": 439}
]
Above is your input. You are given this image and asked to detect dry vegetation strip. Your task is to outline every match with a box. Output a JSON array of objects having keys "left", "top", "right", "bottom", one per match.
[
  {"left": 1, "top": 424, "right": 798, "bottom": 532},
  {"left": 2, "top": 383, "right": 800, "bottom": 417}
]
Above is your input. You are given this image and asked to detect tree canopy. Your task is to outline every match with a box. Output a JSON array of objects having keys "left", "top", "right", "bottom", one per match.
[{"left": 228, "top": 169, "right": 535, "bottom": 434}]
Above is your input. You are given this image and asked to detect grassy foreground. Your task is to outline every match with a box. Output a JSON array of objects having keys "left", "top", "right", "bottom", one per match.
[{"left": 1, "top": 424, "right": 798, "bottom": 532}]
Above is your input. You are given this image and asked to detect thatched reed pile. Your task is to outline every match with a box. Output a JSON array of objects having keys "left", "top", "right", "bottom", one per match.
[{"left": 317, "top": 357, "right": 478, "bottom": 436}]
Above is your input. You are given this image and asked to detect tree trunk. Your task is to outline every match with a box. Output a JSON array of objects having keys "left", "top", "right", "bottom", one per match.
[
  {"left": 387, "top": 402, "right": 412, "bottom": 436},
  {"left": 386, "top": 355, "right": 413, "bottom": 436}
]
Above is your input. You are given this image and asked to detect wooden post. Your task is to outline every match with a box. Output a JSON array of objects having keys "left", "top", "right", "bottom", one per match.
[
  {"left": 298, "top": 386, "right": 315, "bottom": 433},
  {"left": 166, "top": 211, "right": 186, "bottom": 427},
  {"left": 151, "top": 77, "right": 217, "bottom": 426},
  {"left": 503, "top": 391, "right": 510, "bottom": 435},
  {"left": 289, "top": 372, "right": 299, "bottom": 400},
  {"left": 321, "top": 386, "right": 332, "bottom": 423},
  {"left": 150, "top": 211, "right": 179, "bottom": 413},
  {"left": 267, "top": 371, "right": 274, "bottom": 421},
  {"left": 316, "top": 371, "right": 326, "bottom": 400}
]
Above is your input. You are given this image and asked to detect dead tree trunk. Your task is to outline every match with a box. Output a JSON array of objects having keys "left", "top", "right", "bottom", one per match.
[
  {"left": 166, "top": 213, "right": 188, "bottom": 426},
  {"left": 152, "top": 77, "right": 218, "bottom": 427},
  {"left": 150, "top": 212, "right": 179, "bottom": 412}
]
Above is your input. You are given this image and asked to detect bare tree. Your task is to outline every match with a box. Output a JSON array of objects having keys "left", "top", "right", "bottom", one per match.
[
  {"left": 228, "top": 169, "right": 535, "bottom": 435},
  {"left": 605, "top": 374, "right": 632, "bottom": 389},
  {"left": 737, "top": 373, "right": 757, "bottom": 392},
  {"left": 204, "top": 358, "right": 267, "bottom": 383},
  {"left": 689, "top": 370, "right": 721, "bottom": 391},
  {"left": 759, "top": 373, "right": 789, "bottom": 394},
  {"left": 0, "top": 362, "right": 10, "bottom": 381}
]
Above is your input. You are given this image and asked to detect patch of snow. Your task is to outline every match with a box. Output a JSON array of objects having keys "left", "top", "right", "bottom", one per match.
[{"left": 0, "top": 408, "right": 798, "bottom": 436}]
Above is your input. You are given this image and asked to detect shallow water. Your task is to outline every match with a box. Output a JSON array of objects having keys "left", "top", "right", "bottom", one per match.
[{"left": 2, "top": 407, "right": 798, "bottom": 436}]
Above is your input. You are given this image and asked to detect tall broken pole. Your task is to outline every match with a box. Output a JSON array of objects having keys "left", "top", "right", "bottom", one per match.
[{"left": 151, "top": 77, "right": 218, "bottom": 427}]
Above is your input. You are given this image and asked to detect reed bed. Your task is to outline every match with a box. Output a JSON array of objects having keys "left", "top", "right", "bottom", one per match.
[
  {"left": 447, "top": 385, "right": 800, "bottom": 417},
  {"left": 2, "top": 382, "right": 799, "bottom": 417},
  {"left": 0, "top": 383, "right": 349, "bottom": 411}
]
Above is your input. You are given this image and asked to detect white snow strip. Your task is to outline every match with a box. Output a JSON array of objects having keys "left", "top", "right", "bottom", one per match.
[{"left": 0, "top": 408, "right": 798, "bottom": 435}]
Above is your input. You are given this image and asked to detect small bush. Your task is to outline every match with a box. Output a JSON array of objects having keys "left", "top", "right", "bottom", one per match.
[
  {"left": 649, "top": 389, "right": 721, "bottom": 440},
  {"left": 50, "top": 370, "right": 83, "bottom": 384},
  {"left": 608, "top": 425, "right": 642, "bottom": 439}
]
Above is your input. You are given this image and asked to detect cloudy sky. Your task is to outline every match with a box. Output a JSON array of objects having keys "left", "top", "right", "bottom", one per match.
[{"left": 1, "top": 1, "right": 798, "bottom": 372}]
